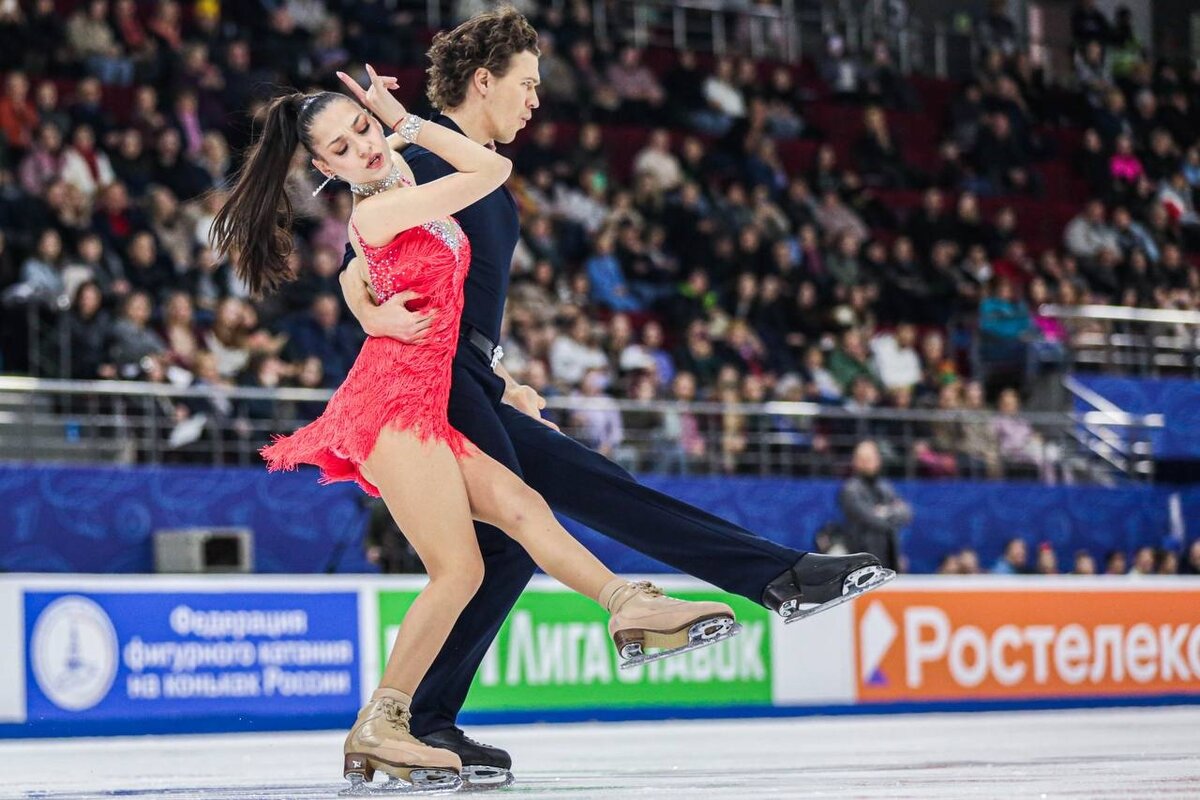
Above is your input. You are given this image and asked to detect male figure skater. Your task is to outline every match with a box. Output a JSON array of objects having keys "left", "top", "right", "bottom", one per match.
[{"left": 339, "top": 8, "right": 892, "bottom": 787}]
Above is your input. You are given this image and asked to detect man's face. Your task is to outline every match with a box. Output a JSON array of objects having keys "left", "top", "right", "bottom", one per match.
[
  {"left": 853, "top": 444, "right": 881, "bottom": 477},
  {"left": 483, "top": 50, "right": 540, "bottom": 144}
]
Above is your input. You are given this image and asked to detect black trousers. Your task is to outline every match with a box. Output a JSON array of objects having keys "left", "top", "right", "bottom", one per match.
[{"left": 409, "top": 345, "right": 804, "bottom": 736}]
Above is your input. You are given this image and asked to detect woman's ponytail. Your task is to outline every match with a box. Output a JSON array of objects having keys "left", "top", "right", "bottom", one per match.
[{"left": 210, "top": 92, "right": 310, "bottom": 297}]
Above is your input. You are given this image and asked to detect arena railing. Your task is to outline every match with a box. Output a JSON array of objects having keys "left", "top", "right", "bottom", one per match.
[
  {"left": 0, "top": 376, "right": 1161, "bottom": 484},
  {"left": 1040, "top": 304, "right": 1200, "bottom": 379}
]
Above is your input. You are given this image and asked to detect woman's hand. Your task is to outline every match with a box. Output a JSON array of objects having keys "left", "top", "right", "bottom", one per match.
[{"left": 337, "top": 64, "right": 407, "bottom": 129}]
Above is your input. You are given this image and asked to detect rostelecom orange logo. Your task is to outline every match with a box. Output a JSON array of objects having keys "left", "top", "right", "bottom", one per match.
[{"left": 855, "top": 589, "right": 1200, "bottom": 701}]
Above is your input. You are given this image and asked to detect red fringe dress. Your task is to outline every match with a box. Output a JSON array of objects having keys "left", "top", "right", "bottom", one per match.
[{"left": 260, "top": 206, "right": 473, "bottom": 497}]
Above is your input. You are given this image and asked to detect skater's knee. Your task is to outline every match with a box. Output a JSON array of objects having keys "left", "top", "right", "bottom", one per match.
[
  {"left": 426, "top": 554, "right": 485, "bottom": 604},
  {"left": 491, "top": 486, "right": 550, "bottom": 538}
]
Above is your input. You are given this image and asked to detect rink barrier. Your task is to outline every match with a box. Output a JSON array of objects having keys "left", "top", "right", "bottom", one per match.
[{"left": 1, "top": 574, "right": 1198, "bottom": 738}]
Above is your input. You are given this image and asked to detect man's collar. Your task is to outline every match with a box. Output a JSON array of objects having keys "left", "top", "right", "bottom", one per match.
[{"left": 433, "top": 113, "right": 463, "bottom": 135}]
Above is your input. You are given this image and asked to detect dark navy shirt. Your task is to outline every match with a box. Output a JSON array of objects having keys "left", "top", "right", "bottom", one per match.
[{"left": 341, "top": 114, "right": 520, "bottom": 346}]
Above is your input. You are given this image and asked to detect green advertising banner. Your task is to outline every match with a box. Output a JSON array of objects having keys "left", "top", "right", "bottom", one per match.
[{"left": 377, "top": 588, "right": 771, "bottom": 711}]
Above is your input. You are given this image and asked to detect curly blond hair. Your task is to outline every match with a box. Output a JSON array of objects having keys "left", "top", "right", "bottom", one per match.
[{"left": 425, "top": 6, "right": 539, "bottom": 111}]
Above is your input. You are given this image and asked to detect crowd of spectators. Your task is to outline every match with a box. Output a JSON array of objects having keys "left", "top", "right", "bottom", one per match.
[
  {"left": 931, "top": 536, "right": 1200, "bottom": 578},
  {"left": 0, "top": 0, "right": 1197, "bottom": 475}
]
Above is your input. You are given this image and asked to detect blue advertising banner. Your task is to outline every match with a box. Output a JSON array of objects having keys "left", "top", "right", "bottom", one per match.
[{"left": 23, "top": 591, "right": 361, "bottom": 735}]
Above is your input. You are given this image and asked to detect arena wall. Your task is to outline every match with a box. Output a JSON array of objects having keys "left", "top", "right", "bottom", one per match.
[{"left": 2, "top": 575, "right": 1198, "bottom": 738}]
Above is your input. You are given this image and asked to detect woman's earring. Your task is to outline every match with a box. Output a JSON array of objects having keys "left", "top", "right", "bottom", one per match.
[{"left": 312, "top": 174, "right": 336, "bottom": 197}]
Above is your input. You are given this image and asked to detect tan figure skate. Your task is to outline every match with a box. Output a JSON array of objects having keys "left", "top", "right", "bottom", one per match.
[
  {"left": 601, "top": 579, "right": 742, "bottom": 670},
  {"left": 341, "top": 688, "right": 462, "bottom": 795}
]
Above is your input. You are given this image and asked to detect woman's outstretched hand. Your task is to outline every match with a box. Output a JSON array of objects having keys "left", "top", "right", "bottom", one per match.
[{"left": 337, "top": 64, "right": 407, "bottom": 129}]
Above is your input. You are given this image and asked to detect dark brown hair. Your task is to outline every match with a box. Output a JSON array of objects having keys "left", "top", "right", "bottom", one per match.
[
  {"left": 209, "top": 90, "right": 342, "bottom": 297},
  {"left": 425, "top": 5, "right": 539, "bottom": 111}
]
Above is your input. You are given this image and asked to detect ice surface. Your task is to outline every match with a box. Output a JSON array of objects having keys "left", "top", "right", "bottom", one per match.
[{"left": 1, "top": 708, "right": 1198, "bottom": 799}]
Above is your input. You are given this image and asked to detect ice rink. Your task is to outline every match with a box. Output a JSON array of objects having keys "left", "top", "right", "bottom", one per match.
[{"left": 2, "top": 707, "right": 1198, "bottom": 799}]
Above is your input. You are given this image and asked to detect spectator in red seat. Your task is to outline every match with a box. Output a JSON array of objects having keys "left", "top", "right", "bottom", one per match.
[
  {"left": 828, "top": 328, "right": 881, "bottom": 395},
  {"left": 109, "top": 290, "right": 166, "bottom": 376},
  {"left": 855, "top": 105, "right": 919, "bottom": 189},
  {"left": 124, "top": 230, "right": 173, "bottom": 302},
  {"left": 632, "top": 129, "right": 683, "bottom": 195},
  {"left": 1064, "top": 199, "right": 1119, "bottom": 260},
  {"left": 1076, "top": 127, "right": 1110, "bottom": 194},
  {"left": 978, "top": 0, "right": 1019, "bottom": 58},
  {"left": 108, "top": 129, "right": 153, "bottom": 196},
  {"left": 1071, "top": 0, "right": 1111, "bottom": 50},
  {"left": 159, "top": 290, "right": 203, "bottom": 370},
  {"left": 68, "top": 280, "right": 114, "bottom": 379},
  {"left": 0, "top": 72, "right": 39, "bottom": 157},
  {"left": 815, "top": 192, "right": 868, "bottom": 245},
  {"left": 515, "top": 122, "right": 561, "bottom": 177},
  {"left": 68, "top": 79, "right": 113, "bottom": 141},
  {"left": 586, "top": 229, "right": 642, "bottom": 313},
  {"left": 1154, "top": 243, "right": 1194, "bottom": 307},
  {"left": 1142, "top": 128, "right": 1180, "bottom": 183},
  {"left": 282, "top": 293, "right": 361, "bottom": 388},
  {"left": 32, "top": 81, "right": 70, "bottom": 143},
  {"left": 151, "top": 127, "right": 211, "bottom": 201},
  {"left": 864, "top": 38, "right": 914, "bottom": 110},
  {"left": 974, "top": 112, "right": 1037, "bottom": 194},
  {"left": 66, "top": 0, "right": 134, "bottom": 86},
  {"left": 1108, "top": 132, "right": 1143, "bottom": 189},
  {"left": 952, "top": 192, "right": 988, "bottom": 249},
  {"left": 820, "top": 34, "right": 861, "bottom": 103},
  {"left": 61, "top": 124, "right": 115, "bottom": 206},
  {"left": 550, "top": 314, "right": 608, "bottom": 388},
  {"left": 909, "top": 189, "right": 957, "bottom": 258},
  {"left": 18, "top": 122, "right": 66, "bottom": 196},
  {"left": 606, "top": 47, "right": 665, "bottom": 122}
]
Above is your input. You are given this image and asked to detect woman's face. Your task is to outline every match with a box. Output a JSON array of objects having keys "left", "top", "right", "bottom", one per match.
[
  {"left": 77, "top": 284, "right": 102, "bottom": 315},
  {"left": 166, "top": 293, "right": 192, "bottom": 323},
  {"left": 39, "top": 125, "right": 63, "bottom": 152},
  {"left": 38, "top": 230, "right": 62, "bottom": 261},
  {"left": 308, "top": 98, "right": 392, "bottom": 186},
  {"left": 216, "top": 298, "right": 242, "bottom": 328}
]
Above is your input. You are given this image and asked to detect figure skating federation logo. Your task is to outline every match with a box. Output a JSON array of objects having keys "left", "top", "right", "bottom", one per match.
[{"left": 30, "top": 595, "right": 119, "bottom": 711}]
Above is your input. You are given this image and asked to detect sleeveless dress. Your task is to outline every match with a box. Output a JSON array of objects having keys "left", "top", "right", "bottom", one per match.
[{"left": 260, "top": 187, "right": 473, "bottom": 497}]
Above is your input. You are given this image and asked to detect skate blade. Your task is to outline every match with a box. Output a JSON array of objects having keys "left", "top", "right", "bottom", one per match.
[
  {"left": 459, "top": 765, "right": 515, "bottom": 792},
  {"left": 618, "top": 617, "right": 742, "bottom": 670},
  {"left": 782, "top": 566, "right": 897, "bottom": 625},
  {"left": 340, "top": 769, "right": 463, "bottom": 796}
]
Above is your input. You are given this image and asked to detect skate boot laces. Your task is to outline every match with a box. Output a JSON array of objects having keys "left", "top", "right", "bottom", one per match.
[
  {"left": 630, "top": 581, "right": 663, "bottom": 598},
  {"left": 381, "top": 699, "right": 413, "bottom": 732}
]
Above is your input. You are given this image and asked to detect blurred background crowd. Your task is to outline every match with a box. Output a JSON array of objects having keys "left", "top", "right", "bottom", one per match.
[{"left": 0, "top": 0, "right": 1196, "bottom": 483}]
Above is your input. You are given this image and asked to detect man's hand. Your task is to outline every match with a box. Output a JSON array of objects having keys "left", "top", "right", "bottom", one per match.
[
  {"left": 503, "top": 383, "right": 560, "bottom": 432},
  {"left": 363, "top": 290, "right": 436, "bottom": 343}
]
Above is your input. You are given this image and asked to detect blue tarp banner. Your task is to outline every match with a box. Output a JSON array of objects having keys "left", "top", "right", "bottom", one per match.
[{"left": 1, "top": 465, "right": 1193, "bottom": 576}]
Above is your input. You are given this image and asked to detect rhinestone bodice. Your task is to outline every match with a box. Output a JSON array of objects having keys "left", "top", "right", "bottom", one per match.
[{"left": 350, "top": 213, "right": 469, "bottom": 306}]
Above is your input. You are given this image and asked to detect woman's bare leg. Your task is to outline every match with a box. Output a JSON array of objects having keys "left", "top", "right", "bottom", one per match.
[
  {"left": 457, "top": 448, "right": 615, "bottom": 602},
  {"left": 360, "top": 428, "right": 484, "bottom": 695}
]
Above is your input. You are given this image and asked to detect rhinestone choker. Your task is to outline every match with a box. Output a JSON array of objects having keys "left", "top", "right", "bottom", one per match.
[{"left": 350, "top": 164, "right": 403, "bottom": 198}]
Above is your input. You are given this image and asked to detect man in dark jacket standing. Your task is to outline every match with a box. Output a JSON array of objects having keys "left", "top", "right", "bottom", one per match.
[{"left": 840, "top": 440, "right": 913, "bottom": 571}]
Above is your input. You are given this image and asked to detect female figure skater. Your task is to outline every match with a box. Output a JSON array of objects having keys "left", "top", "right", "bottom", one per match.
[{"left": 210, "top": 68, "right": 738, "bottom": 792}]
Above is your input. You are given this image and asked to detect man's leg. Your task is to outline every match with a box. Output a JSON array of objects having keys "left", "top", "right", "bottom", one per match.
[
  {"left": 498, "top": 404, "right": 799, "bottom": 601},
  {"left": 408, "top": 363, "right": 536, "bottom": 738}
]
